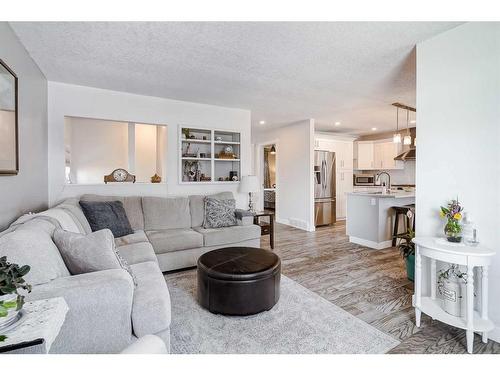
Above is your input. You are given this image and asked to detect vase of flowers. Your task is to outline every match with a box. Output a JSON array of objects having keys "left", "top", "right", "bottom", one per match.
[
  {"left": 0, "top": 256, "right": 31, "bottom": 333},
  {"left": 440, "top": 198, "right": 463, "bottom": 243}
]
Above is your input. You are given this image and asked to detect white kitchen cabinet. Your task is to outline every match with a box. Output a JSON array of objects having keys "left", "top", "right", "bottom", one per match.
[
  {"left": 355, "top": 140, "right": 403, "bottom": 170},
  {"left": 356, "top": 142, "right": 374, "bottom": 169},
  {"left": 336, "top": 169, "right": 354, "bottom": 219}
]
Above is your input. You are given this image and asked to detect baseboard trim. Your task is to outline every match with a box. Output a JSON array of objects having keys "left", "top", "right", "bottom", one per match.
[
  {"left": 349, "top": 237, "right": 392, "bottom": 250},
  {"left": 276, "top": 218, "right": 315, "bottom": 232}
]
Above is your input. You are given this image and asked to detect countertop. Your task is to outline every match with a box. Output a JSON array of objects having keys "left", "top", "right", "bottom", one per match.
[{"left": 347, "top": 191, "right": 415, "bottom": 199}]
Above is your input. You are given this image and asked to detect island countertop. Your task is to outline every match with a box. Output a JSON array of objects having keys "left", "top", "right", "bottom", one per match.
[
  {"left": 346, "top": 192, "right": 415, "bottom": 249},
  {"left": 347, "top": 191, "right": 415, "bottom": 199}
]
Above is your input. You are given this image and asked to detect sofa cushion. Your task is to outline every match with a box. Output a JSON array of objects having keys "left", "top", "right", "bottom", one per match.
[
  {"left": 53, "top": 229, "right": 126, "bottom": 275},
  {"left": 146, "top": 228, "right": 203, "bottom": 254},
  {"left": 79, "top": 201, "right": 134, "bottom": 238},
  {"left": 189, "top": 192, "right": 234, "bottom": 228},
  {"left": 142, "top": 197, "right": 191, "bottom": 230},
  {"left": 80, "top": 195, "right": 145, "bottom": 230},
  {"left": 0, "top": 221, "right": 70, "bottom": 286},
  {"left": 203, "top": 197, "right": 237, "bottom": 228},
  {"left": 115, "top": 230, "right": 149, "bottom": 247},
  {"left": 193, "top": 224, "right": 261, "bottom": 247},
  {"left": 129, "top": 261, "right": 171, "bottom": 337},
  {"left": 116, "top": 242, "right": 157, "bottom": 266}
]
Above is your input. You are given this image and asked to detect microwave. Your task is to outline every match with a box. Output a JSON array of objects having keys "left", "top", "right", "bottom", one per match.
[{"left": 354, "top": 174, "right": 375, "bottom": 186}]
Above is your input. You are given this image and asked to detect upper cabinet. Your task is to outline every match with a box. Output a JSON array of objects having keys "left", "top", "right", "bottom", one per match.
[
  {"left": 314, "top": 137, "right": 354, "bottom": 170},
  {"left": 355, "top": 139, "right": 403, "bottom": 170},
  {"left": 357, "top": 142, "right": 375, "bottom": 170}
]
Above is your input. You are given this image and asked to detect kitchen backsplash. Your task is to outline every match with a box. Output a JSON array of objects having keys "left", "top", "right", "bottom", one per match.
[{"left": 359, "top": 160, "right": 415, "bottom": 185}]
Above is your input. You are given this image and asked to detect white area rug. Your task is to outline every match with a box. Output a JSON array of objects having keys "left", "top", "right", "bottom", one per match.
[{"left": 166, "top": 271, "right": 400, "bottom": 354}]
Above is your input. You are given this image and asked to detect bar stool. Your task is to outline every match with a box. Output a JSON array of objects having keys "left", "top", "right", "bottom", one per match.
[{"left": 392, "top": 204, "right": 415, "bottom": 246}]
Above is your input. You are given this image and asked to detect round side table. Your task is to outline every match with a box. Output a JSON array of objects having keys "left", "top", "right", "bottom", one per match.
[{"left": 412, "top": 237, "right": 496, "bottom": 354}]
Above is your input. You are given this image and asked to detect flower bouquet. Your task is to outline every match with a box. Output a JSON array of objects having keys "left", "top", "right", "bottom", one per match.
[{"left": 440, "top": 198, "right": 463, "bottom": 243}]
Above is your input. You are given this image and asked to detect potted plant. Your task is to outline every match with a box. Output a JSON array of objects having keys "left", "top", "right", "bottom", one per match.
[
  {"left": 0, "top": 256, "right": 31, "bottom": 331},
  {"left": 440, "top": 198, "right": 463, "bottom": 242},
  {"left": 438, "top": 264, "right": 467, "bottom": 317},
  {"left": 398, "top": 228, "right": 415, "bottom": 281}
]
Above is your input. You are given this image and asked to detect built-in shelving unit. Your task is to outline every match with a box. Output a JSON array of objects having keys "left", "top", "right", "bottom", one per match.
[{"left": 179, "top": 126, "right": 241, "bottom": 184}]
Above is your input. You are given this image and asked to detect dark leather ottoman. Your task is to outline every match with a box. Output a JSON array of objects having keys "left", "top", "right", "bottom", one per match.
[{"left": 197, "top": 247, "right": 281, "bottom": 316}]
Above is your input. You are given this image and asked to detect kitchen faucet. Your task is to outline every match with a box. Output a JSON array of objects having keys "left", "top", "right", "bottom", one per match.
[{"left": 376, "top": 171, "right": 391, "bottom": 193}]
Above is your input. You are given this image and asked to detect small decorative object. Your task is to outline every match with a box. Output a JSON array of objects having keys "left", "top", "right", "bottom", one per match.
[
  {"left": 215, "top": 136, "right": 222, "bottom": 141},
  {"left": 0, "top": 59, "right": 19, "bottom": 175},
  {"left": 189, "top": 135, "right": 196, "bottom": 139},
  {"left": 104, "top": 168, "right": 136, "bottom": 183},
  {"left": 229, "top": 171, "right": 238, "bottom": 180},
  {"left": 239, "top": 175, "right": 260, "bottom": 212},
  {"left": 181, "top": 128, "right": 190, "bottom": 139},
  {"left": 203, "top": 136, "right": 207, "bottom": 140},
  {"left": 218, "top": 177, "right": 224, "bottom": 181},
  {"left": 462, "top": 213, "right": 479, "bottom": 246},
  {"left": 217, "top": 150, "right": 237, "bottom": 159},
  {"left": 440, "top": 198, "right": 463, "bottom": 242},
  {"left": 398, "top": 228, "right": 415, "bottom": 281},
  {"left": 150, "top": 173, "right": 161, "bottom": 183},
  {"left": 224, "top": 145, "right": 233, "bottom": 154},
  {"left": 438, "top": 264, "right": 467, "bottom": 317},
  {"left": 199, "top": 153, "right": 207, "bottom": 158},
  {"left": 0, "top": 256, "right": 31, "bottom": 334}
]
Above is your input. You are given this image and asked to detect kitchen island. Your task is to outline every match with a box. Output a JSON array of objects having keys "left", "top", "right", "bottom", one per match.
[{"left": 346, "top": 191, "right": 415, "bottom": 249}]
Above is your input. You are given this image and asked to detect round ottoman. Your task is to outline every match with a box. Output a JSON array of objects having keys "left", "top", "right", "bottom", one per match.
[{"left": 197, "top": 247, "right": 281, "bottom": 316}]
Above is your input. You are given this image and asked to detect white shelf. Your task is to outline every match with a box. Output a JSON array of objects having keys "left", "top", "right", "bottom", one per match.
[
  {"left": 181, "top": 139, "right": 211, "bottom": 144},
  {"left": 214, "top": 141, "right": 240, "bottom": 145},
  {"left": 179, "top": 126, "right": 241, "bottom": 184},
  {"left": 419, "top": 297, "right": 494, "bottom": 332},
  {"left": 181, "top": 157, "right": 211, "bottom": 161}
]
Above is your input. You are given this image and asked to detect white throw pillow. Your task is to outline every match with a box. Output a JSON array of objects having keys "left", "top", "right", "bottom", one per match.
[{"left": 53, "top": 228, "right": 135, "bottom": 282}]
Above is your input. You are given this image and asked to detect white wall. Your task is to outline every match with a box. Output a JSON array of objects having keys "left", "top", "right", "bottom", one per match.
[
  {"left": 48, "top": 82, "right": 251, "bottom": 207},
  {"left": 65, "top": 117, "right": 129, "bottom": 184},
  {"left": 253, "top": 120, "right": 315, "bottom": 231},
  {"left": 0, "top": 23, "right": 48, "bottom": 229},
  {"left": 416, "top": 23, "right": 500, "bottom": 341}
]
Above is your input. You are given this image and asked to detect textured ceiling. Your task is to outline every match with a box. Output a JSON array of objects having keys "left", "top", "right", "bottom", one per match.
[{"left": 10, "top": 22, "right": 460, "bottom": 134}]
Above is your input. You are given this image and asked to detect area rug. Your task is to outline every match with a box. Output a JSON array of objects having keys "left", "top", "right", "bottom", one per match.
[{"left": 165, "top": 270, "right": 400, "bottom": 354}]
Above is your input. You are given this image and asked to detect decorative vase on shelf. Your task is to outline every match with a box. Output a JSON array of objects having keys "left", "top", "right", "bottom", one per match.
[
  {"left": 444, "top": 218, "right": 462, "bottom": 243},
  {"left": 440, "top": 198, "right": 463, "bottom": 243}
]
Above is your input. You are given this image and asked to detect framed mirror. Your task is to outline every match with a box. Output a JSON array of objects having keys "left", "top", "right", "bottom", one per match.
[{"left": 0, "top": 59, "right": 18, "bottom": 175}]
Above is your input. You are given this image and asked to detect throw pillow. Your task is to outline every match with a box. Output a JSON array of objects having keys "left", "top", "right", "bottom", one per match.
[
  {"left": 203, "top": 197, "right": 237, "bottom": 228},
  {"left": 53, "top": 228, "right": 135, "bottom": 283},
  {"left": 79, "top": 200, "right": 133, "bottom": 238}
]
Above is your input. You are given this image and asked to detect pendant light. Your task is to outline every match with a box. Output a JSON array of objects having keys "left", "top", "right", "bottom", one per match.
[
  {"left": 393, "top": 107, "right": 401, "bottom": 144},
  {"left": 270, "top": 145, "right": 276, "bottom": 154},
  {"left": 403, "top": 109, "right": 412, "bottom": 145}
]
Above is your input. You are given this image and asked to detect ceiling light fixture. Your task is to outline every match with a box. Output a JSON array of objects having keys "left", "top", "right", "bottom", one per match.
[
  {"left": 403, "top": 110, "right": 412, "bottom": 145},
  {"left": 334, "top": 121, "right": 341, "bottom": 126},
  {"left": 410, "top": 120, "right": 416, "bottom": 124},
  {"left": 259, "top": 120, "right": 266, "bottom": 125},
  {"left": 393, "top": 107, "right": 401, "bottom": 144},
  {"left": 371, "top": 127, "right": 377, "bottom": 131}
]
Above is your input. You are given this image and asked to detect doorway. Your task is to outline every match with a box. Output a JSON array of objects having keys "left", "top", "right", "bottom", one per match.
[{"left": 256, "top": 142, "right": 279, "bottom": 219}]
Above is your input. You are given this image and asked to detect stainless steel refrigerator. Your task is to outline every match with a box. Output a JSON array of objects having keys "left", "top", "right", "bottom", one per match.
[{"left": 314, "top": 150, "right": 336, "bottom": 226}]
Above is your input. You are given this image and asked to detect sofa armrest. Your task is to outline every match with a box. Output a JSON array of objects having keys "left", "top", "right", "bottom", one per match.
[
  {"left": 235, "top": 209, "right": 255, "bottom": 226},
  {"left": 27, "top": 269, "right": 135, "bottom": 353}
]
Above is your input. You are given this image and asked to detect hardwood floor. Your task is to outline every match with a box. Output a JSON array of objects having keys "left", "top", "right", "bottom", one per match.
[{"left": 258, "top": 220, "right": 500, "bottom": 354}]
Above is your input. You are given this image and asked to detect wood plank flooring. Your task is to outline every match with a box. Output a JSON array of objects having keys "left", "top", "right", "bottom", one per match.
[{"left": 257, "top": 220, "right": 500, "bottom": 354}]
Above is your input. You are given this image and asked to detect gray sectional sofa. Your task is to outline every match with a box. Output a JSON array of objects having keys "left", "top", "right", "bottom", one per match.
[{"left": 0, "top": 192, "right": 261, "bottom": 353}]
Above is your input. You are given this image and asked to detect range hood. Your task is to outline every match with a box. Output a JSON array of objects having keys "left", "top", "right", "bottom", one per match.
[{"left": 394, "top": 148, "right": 416, "bottom": 161}]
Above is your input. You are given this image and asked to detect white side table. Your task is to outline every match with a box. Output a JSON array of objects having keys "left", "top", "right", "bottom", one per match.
[
  {"left": 413, "top": 237, "right": 496, "bottom": 353},
  {"left": 0, "top": 297, "right": 68, "bottom": 354}
]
